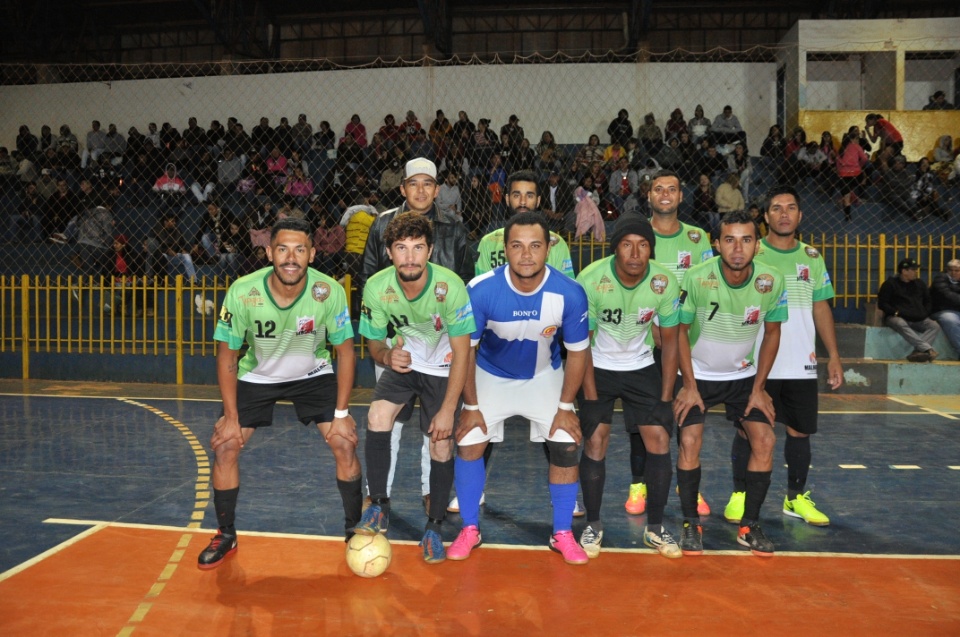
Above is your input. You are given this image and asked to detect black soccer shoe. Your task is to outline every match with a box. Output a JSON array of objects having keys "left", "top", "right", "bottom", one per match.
[{"left": 198, "top": 532, "right": 238, "bottom": 570}]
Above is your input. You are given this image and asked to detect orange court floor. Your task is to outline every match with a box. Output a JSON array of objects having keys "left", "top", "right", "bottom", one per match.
[{"left": 0, "top": 380, "right": 958, "bottom": 636}]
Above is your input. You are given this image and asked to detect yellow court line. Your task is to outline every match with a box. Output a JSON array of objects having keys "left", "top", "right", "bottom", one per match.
[
  {"left": 0, "top": 523, "right": 107, "bottom": 582},
  {"left": 37, "top": 518, "right": 960, "bottom": 561}
]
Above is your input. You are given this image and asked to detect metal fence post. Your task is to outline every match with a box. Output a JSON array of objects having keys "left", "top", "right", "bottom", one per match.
[
  {"left": 20, "top": 275, "right": 30, "bottom": 379},
  {"left": 175, "top": 275, "right": 184, "bottom": 385}
]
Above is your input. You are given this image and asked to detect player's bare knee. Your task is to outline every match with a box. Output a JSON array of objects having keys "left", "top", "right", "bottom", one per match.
[
  {"left": 458, "top": 442, "right": 486, "bottom": 461},
  {"left": 584, "top": 426, "right": 609, "bottom": 459},
  {"left": 545, "top": 440, "right": 580, "bottom": 468},
  {"left": 430, "top": 438, "right": 454, "bottom": 462},
  {"left": 366, "top": 401, "right": 398, "bottom": 432},
  {"left": 640, "top": 425, "right": 670, "bottom": 454},
  {"left": 326, "top": 434, "right": 356, "bottom": 459}
]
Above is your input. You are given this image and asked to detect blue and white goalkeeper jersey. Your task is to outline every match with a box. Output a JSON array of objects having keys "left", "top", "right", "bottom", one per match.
[{"left": 468, "top": 265, "right": 590, "bottom": 380}]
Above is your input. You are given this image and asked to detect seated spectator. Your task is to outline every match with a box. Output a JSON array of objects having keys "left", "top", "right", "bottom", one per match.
[
  {"left": 190, "top": 150, "right": 218, "bottom": 204},
  {"left": 245, "top": 200, "right": 276, "bottom": 249},
  {"left": 911, "top": 157, "right": 949, "bottom": 221},
  {"left": 436, "top": 170, "right": 462, "bottom": 221},
  {"left": 38, "top": 125, "right": 56, "bottom": 155},
  {"left": 8, "top": 182, "right": 44, "bottom": 243},
  {"left": 535, "top": 130, "right": 564, "bottom": 176},
  {"left": 931, "top": 259, "right": 960, "bottom": 354},
  {"left": 312, "top": 120, "right": 335, "bottom": 152},
  {"left": 153, "top": 163, "right": 187, "bottom": 200},
  {"left": 251, "top": 117, "right": 275, "bottom": 156},
  {"left": 0, "top": 147, "right": 18, "bottom": 192},
  {"left": 284, "top": 166, "right": 314, "bottom": 204},
  {"left": 16, "top": 125, "right": 39, "bottom": 162},
  {"left": 335, "top": 135, "right": 363, "bottom": 175},
  {"left": 193, "top": 201, "right": 228, "bottom": 264},
  {"left": 656, "top": 136, "right": 683, "bottom": 172},
  {"left": 429, "top": 110, "right": 452, "bottom": 148},
  {"left": 57, "top": 143, "right": 81, "bottom": 173},
  {"left": 290, "top": 114, "right": 313, "bottom": 154},
  {"left": 726, "top": 142, "right": 752, "bottom": 202},
  {"left": 402, "top": 110, "right": 423, "bottom": 143},
  {"left": 103, "top": 124, "right": 126, "bottom": 165},
  {"left": 607, "top": 156, "right": 639, "bottom": 214},
  {"left": 865, "top": 113, "right": 903, "bottom": 166},
  {"left": 265, "top": 146, "right": 289, "bottom": 193},
  {"left": 81, "top": 120, "right": 107, "bottom": 169},
  {"left": 574, "top": 174, "right": 605, "bottom": 241},
  {"left": 409, "top": 129, "right": 436, "bottom": 163},
  {"left": 793, "top": 142, "right": 828, "bottom": 185},
  {"left": 313, "top": 209, "right": 345, "bottom": 277},
  {"left": 836, "top": 131, "right": 869, "bottom": 222},
  {"left": 74, "top": 193, "right": 114, "bottom": 276},
  {"left": 603, "top": 141, "right": 626, "bottom": 169},
  {"left": 922, "top": 90, "right": 955, "bottom": 111},
  {"left": 692, "top": 172, "right": 717, "bottom": 232},
  {"left": 149, "top": 212, "right": 196, "bottom": 281},
  {"left": 696, "top": 143, "right": 727, "bottom": 183},
  {"left": 572, "top": 134, "right": 604, "bottom": 178},
  {"left": 217, "top": 218, "right": 255, "bottom": 277},
  {"left": 877, "top": 258, "right": 940, "bottom": 361},
  {"left": 880, "top": 155, "right": 918, "bottom": 220},
  {"left": 675, "top": 131, "right": 699, "bottom": 183},
  {"left": 461, "top": 173, "right": 492, "bottom": 237},
  {"left": 514, "top": 138, "right": 537, "bottom": 173},
  {"left": 624, "top": 137, "right": 645, "bottom": 170},
  {"left": 89, "top": 154, "right": 120, "bottom": 192},
  {"left": 45, "top": 177, "right": 79, "bottom": 238},
  {"left": 760, "top": 125, "right": 786, "bottom": 160},
  {"left": 467, "top": 119, "right": 497, "bottom": 174},
  {"left": 687, "top": 104, "right": 711, "bottom": 143},
  {"left": 747, "top": 203, "right": 768, "bottom": 238},
  {"left": 452, "top": 111, "right": 476, "bottom": 147},
  {"left": 636, "top": 157, "right": 661, "bottom": 182},
  {"left": 379, "top": 158, "right": 404, "bottom": 208},
  {"left": 379, "top": 114, "right": 401, "bottom": 147},
  {"left": 340, "top": 190, "right": 380, "bottom": 281},
  {"left": 57, "top": 124, "right": 79, "bottom": 153},
  {"left": 711, "top": 105, "right": 746, "bottom": 148},
  {"left": 497, "top": 132, "right": 517, "bottom": 173},
  {"left": 637, "top": 113, "right": 664, "bottom": 156},
  {"left": 500, "top": 114, "right": 525, "bottom": 148},
  {"left": 487, "top": 154, "right": 507, "bottom": 224},
  {"left": 931, "top": 135, "right": 955, "bottom": 181},
  {"left": 216, "top": 147, "right": 244, "bottom": 197},
  {"left": 665, "top": 108, "right": 688, "bottom": 141},
  {"left": 35, "top": 167, "right": 57, "bottom": 201},
  {"left": 105, "top": 234, "right": 154, "bottom": 317},
  {"left": 540, "top": 169, "right": 575, "bottom": 233},
  {"left": 715, "top": 172, "right": 745, "bottom": 213},
  {"left": 13, "top": 150, "right": 37, "bottom": 184}
]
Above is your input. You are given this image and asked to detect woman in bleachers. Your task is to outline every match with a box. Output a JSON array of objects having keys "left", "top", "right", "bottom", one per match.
[
  {"left": 284, "top": 165, "right": 314, "bottom": 207},
  {"left": 573, "top": 173, "right": 605, "bottom": 241},
  {"left": 836, "top": 131, "right": 869, "bottom": 222},
  {"left": 190, "top": 150, "right": 218, "bottom": 204},
  {"left": 461, "top": 173, "right": 492, "bottom": 238},
  {"left": 535, "top": 130, "right": 564, "bottom": 176},
  {"left": 515, "top": 138, "right": 537, "bottom": 173},
  {"left": 688, "top": 105, "right": 711, "bottom": 144},
  {"left": 911, "top": 157, "right": 949, "bottom": 221},
  {"left": 245, "top": 200, "right": 275, "bottom": 250},
  {"left": 726, "top": 142, "right": 752, "bottom": 204},
  {"left": 676, "top": 131, "right": 698, "bottom": 184},
  {"left": 932, "top": 135, "right": 955, "bottom": 182},
  {"left": 665, "top": 108, "right": 688, "bottom": 141},
  {"left": 574, "top": 134, "right": 604, "bottom": 175},
  {"left": 692, "top": 172, "right": 717, "bottom": 232}
]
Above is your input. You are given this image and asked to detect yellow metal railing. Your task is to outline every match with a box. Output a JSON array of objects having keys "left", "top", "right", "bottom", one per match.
[{"left": 2, "top": 236, "right": 958, "bottom": 382}]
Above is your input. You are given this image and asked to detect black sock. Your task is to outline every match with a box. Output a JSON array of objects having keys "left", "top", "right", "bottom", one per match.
[
  {"left": 337, "top": 477, "right": 363, "bottom": 534},
  {"left": 428, "top": 458, "right": 454, "bottom": 522},
  {"left": 482, "top": 441, "right": 494, "bottom": 467},
  {"left": 579, "top": 454, "right": 605, "bottom": 524},
  {"left": 644, "top": 452, "right": 672, "bottom": 527},
  {"left": 364, "top": 430, "right": 392, "bottom": 503},
  {"left": 676, "top": 466, "right": 701, "bottom": 521},
  {"left": 785, "top": 434, "right": 811, "bottom": 498},
  {"left": 214, "top": 487, "right": 239, "bottom": 535},
  {"left": 741, "top": 470, "right": 772, "bottom": 525},
  {"left": 731, "top": 433, "right": 751, "bottom": 492},
  {"left": 629, "top": 431, "right": 647, "bottom": 482}
]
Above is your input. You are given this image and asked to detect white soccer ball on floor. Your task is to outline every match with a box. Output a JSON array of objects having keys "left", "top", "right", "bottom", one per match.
[{"left": 345, "top": 533, "right": 392, "bottom": 578}]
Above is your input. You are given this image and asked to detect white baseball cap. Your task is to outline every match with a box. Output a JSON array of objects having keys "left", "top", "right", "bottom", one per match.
[{"left": 404, "top": 157, "right": 437, "bottom": 180}]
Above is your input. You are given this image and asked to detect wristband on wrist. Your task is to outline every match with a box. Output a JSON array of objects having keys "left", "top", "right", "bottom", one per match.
[
  {"left": 462, "top": 404, "right": 480, "bottom": 411},
  {"left": 333, "top": 408, "right": 350, "bottom": 419},
  {"left": 558, "top": 401, "right": 575, "bottom": 411}
]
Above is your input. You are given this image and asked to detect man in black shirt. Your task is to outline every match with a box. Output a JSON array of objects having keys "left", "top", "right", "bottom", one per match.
[{"left": 877, "top": 258, "right": 940, "bottom": 362}]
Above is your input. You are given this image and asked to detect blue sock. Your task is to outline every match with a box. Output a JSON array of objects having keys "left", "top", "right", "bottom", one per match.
[
  {"left": 454, "top": 456, "right": 486, "bottom": 527},
  {"left": 549, "top": 482, "right": 578, "bottom": 533}
]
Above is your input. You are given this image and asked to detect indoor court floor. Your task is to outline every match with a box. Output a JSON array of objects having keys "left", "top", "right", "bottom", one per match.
[{"left": 0, "top": 379, "right": 957, "bottom": 636}]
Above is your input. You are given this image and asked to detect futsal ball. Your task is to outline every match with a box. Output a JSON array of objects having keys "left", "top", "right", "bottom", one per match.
[{"left": 345, "top": 533, "right": 392, "bottom": 578}]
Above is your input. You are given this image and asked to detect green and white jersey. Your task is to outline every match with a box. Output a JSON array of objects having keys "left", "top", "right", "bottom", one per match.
[
  {"left": 577, "top": 256, "right": 680, "bottom": 371},
  {"left": 679, "top": 256, "right": 788, "bottom": 381},
  {"left": 652, "top": 221, "right": 713, "bottom": 287},
  {"left": 475, "top": 227, "right": 574, "bottom": 278},
  {"left": 756, "top": 240, "right": 835, "bottom": 379},
  {"left": 360, "top": 263, "right": 475, "bottom": 377},
  {"left": 214, "top": 267, "right": 353, "bottom": 384}
]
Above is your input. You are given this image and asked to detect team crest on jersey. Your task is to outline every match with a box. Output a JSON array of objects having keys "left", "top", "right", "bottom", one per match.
[
  {"left": 312, "top": 282, "right": 331, "bottom": 302},
  {"left": 637, "top": 308, "right": 655, "bottom": 324},
  {"left": 432, "top": 313, "right": 443, "bottom": 332},
  {"left": 805, "top": 246, "right": 819, "bottom": 258},
  {"left": 796, "top": 264, "right": 810, "bottom": 282},
  {"left": 687, "top": 230, "right": 702, "bottom": 243},
  {"left": 677, "top": 251, "right": 692, "bottom": 269},
  {"left": 742, "top": 306, "right": 761, "bottom": 325},
  {"left": 650, "top": 274, "right": 669, "bottom": 294},
  {"left": 754, "top": 274, "right": 774, "bottom": 294},
  {"left": 297, "top": 316, "right": 316, "bottom": 335},
  {"left": 335, "top": 308, "right": 349, "bottom": 328},
  {"left": 435, "top": 281, "right": 448, "bottom": 302},
  {"left": 541, "top": 325, "right": 559, "bottom": 338},
  {"left": 549, "top": 234, "right": 560, "bottom": 247},
  {"left": 596, "top": 275, "right": 615, "bottom": 293},
  {"left": 381, "top": 285, "right": 400, "bottom": 304}
]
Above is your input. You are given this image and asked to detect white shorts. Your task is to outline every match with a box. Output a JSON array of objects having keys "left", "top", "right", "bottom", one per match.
[{"left": 459, "top": 366, "right": 573, "bottom": 446}]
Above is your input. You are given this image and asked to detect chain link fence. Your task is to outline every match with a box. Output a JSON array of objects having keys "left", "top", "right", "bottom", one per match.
[{"left": 0, "top": 47, "right": 957, "bottom": 288}]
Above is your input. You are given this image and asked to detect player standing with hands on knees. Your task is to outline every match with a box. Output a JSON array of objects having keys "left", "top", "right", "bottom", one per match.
[{"left": 199, "top": 218, "right": 361, "bottom": 570}]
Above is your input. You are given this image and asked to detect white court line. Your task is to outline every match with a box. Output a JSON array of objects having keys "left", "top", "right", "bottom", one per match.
[
  {"left": 0, "top": 523, "right": 107, "bottom": 583},
  {"left": 37, "top": 518, "right": 960, "bottom": 561}
]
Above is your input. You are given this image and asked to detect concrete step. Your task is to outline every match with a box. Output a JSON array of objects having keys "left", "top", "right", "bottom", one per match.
[
  {"left": 817, "top": 356, "right": 960, "bottom": 394},
  {"left": 819, "top": 323, "right": 957, "bottom": 362}
]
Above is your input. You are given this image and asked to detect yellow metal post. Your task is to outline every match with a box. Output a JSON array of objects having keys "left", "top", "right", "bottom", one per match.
[
  {"left": 175, "top": 275, "right": 184, "bottom": 384},
  {"left": 20, "top": 275, "right": 30, "bottom": 379}
]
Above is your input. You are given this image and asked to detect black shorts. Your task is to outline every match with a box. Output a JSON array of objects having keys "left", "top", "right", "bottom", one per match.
[
  {"left": 586, "top": 366, "right": 663, "bottom": 438},
  {"left": 888, "top": 141, "right": 904, "bottom": 156},
  {"left": 680, "top": 376, "right": 772, "bottom": 427},
  {"left": 839, "top": 175, "right": 860, "bottom": 196},
  {"left": 372, "top": 368, "right": 461, "bottom": 435},
  {"left": 766, "top": 378, "right": 818, "bottom": 434},
  {"left": 236, "top": 374, "right": 338, "bottom": 428}
]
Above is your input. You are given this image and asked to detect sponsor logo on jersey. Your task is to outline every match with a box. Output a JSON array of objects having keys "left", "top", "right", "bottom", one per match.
[
  {"left": 677, "top": 251, "right": 692, "bottom": 269},
  {"left": 312, "top": 282, "right": 331, "bottom": 302},
  {"left": 777, "top": 290, "right": 788, "bottom": 307},
  {"left": 306, "top": 360, "right": 329, "bottom": 376},
  {"left": 823, "top": 271, "right": 832, "bottom": 286},
  {"left": 248, "top": 287, "right": 260, "bottom": 297},
  {"left": 432, "top": 313, "right": 443, "bottom": 332},
  {"left": 739, "top": 359, "right": 754, "bottom": 370},
  {"left": 434, "top": 281, "right": 448, "bottom": 302},
  {"left": 381, "top": 285, "right": 399, "bottom": 304},
  {"left": 678, "top": 289, "right": 688, "bottom": 305},
  {"left": 637, "top": 308, "right": 655, "bottom": 324},
  {"left": 809, "top": 352, "right": 818, "bottom": 364},
  {"left": 796, "top": 264, "right": 810, "bottom": 282},
  {"left": 701, "top": 271, "right": 719, "bottom": 289},
  {"left": 541, "top": 325, "right": 559, "bottom": 338},
  {"left": 595, "top": 275, "right": 615, "bottom": 293},
  {"left": 513, "top": 309, "right": 539, "bottom": 317},
  {"left": 742, "top": 306, "right": 761, "bottom": 325},
  {"left": 650, "top": 274, "right": 669, "bottom": 294},
  {"left": 335, "top": 308, "right": 349, "bottom": 329},
  {"left": 672, "top": 297, "right": 681, "bottom": 312},
  {"left": 297, "top": 316, "right": 316, "bottom": 335},
  {"left": 218, "top": 305, "right": 233, "bottom": 326},
  {"left": 242, "top": 296, "right": 264, "bottom": 308},
  {"left": 702, "top": 249, "right": 714, "bottom": 261},
  {"left": 443, "top": 351, "right": 454, "bottom": 365},
  {"left": 805, "top": 246, "right": 819, "bottom": 258},
  {"left": 455, "top": 302, "right": 473, "bottom": 322},
  {"left": 754, "top": 274, "right": 774, "bottom": 293},
  {"left": 687, "top": 230, "right": 702, "bottom": 243}
]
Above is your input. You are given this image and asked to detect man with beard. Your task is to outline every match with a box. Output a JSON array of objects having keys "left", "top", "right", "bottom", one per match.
[
  {"left": 673, "top": 209, "right": 787, "bottom": 557},
  {"left": 355, "top": 213, "right": 474, "bottom": 563},
  {"left": 721, "top": 186, "right": 841, "bottom": 530},
  {"left": 197, "top": 218, "right": 362, "bottom": 570}
]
